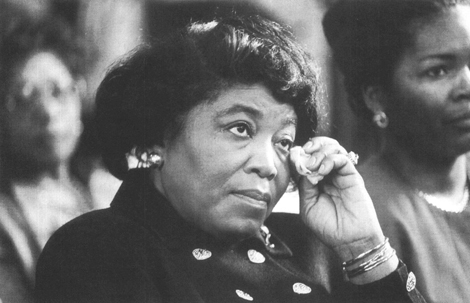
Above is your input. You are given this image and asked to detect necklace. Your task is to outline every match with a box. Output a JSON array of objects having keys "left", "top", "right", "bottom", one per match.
[
  {"left": 382, "top": 156, "right": 469, "bottom": 213},
  {"left": 417, "top": 182, "right": 469, "bottom": 213}
]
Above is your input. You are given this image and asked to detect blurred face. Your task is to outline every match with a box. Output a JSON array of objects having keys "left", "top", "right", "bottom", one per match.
[
  {"left": 4, "top": 52, "right": 82, "bottom": 167},
  {"left": 156, "top": 84, "right": 296, "bottom": 239},
  {"left": 384, "top": 6, "right": 470, "bottom": 160}
]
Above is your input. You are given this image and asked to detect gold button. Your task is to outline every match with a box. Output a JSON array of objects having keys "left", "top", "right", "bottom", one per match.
[{"left": 192, "top": 248, "right": 212, "bottom": 260}]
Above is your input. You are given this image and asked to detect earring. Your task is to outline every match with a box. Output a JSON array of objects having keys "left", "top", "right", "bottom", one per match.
[
  {"left": 147, "top": 152, "right": 163, "bottom": 168},
  {"left": 373, "top": 111, "right": 389, "bottom": 128},
  {"left": 133, "top": 147, "right": 163, "bottom": 169}
]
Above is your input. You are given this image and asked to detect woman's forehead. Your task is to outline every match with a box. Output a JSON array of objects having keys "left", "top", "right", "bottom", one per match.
[
  {"left": 204, "top": 84, "right": 297, "bottom": 122},
  {"left": 408, "top": 6, "right": 470, "bottom": 48},
  {"left": 17, "top": 51, "right": 73, "bottom": 85}
]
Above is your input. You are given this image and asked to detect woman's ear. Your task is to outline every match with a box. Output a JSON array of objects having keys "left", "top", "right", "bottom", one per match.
[
  {"left": 362, "top": 85, "right": 390, "bottom": 128},
  {"left": 362, "top": 85, "right": 386, "bottom": 113},
  {"left": 147, "top": 144, "right": 166, "bottom": 169},
  {"left": 147, "top": 144, "right": 167, "bottom": 195}
]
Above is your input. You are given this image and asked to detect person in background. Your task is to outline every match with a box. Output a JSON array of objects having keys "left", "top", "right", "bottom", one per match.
[
  {"left": 0, "top": 15, "right": 93, "bottom": 302},
  {"left": 35, "top": 15, "right": 425, "bottom": 303},
  {"left": 323, "top": 0, "right": 470, "bottom": 302}
]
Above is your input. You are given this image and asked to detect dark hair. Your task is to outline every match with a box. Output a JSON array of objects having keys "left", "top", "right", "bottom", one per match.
[
  {"left": 322, "top": 0, "right": 470, "bottom": 121},
  {"left": 0, "top": 16, "right": 85, "bottom": 92},
  {"left": 95, "top": 15, "right": 319, "bottom": 180}
]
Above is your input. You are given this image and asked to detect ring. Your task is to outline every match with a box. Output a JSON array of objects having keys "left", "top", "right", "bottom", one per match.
[{"left": 347, "top": 151, "right": 359, "bottom": 165}]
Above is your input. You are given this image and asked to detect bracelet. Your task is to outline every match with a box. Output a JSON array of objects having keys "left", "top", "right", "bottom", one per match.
[
  {"left": 343, "top": 241, "right": 396, "bottom": 279},
  {"left": 342, "top": 237, "right": 389, "bottom": 268}
]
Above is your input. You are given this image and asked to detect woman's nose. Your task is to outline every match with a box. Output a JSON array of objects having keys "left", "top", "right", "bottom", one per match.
[
  {"left": 32, "top": 91, "right": 62, "bottom": 125},
  {"left": 244, "top": 140, "right": 278, "bottom": 180},
  {"left": 454, "top": 65, "right": 470, "bottom": 101}
]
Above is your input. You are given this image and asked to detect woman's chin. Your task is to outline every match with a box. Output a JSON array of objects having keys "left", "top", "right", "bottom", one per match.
[{"left": 209, "top": 219, "right": 264, "bottom": 242}]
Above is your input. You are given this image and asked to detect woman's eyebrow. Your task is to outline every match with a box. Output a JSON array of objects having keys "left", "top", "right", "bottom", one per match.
[
  {"left": 215, "top": 104, "right": 262, "bottom": 119},
  {"left": 283, "top": 117, "right": 297, "bottom": 127},
  {"left": 420, "top": 54, "right": 454, "bottom": 62},
  {"left": 215, "top": 104, "right": 297, "bottom": 127}
]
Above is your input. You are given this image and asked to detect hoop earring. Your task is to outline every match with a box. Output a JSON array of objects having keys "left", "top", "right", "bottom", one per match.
[{"left": 373, "top": 111, "right": 389, "bottom": 128}]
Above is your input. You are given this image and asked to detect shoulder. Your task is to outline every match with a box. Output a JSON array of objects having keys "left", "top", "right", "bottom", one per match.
[
  {"left": 0, "top": 195, "right": 34, "bottom": 302},
  {"left": 39, "top": 208, "right": 150, "bottom": 258},
  {"left": 35, "top": 209, "right": 165, "bottom": 302},
  {"left": 39, "top": 208, "right": 155, "bottom": 262}
]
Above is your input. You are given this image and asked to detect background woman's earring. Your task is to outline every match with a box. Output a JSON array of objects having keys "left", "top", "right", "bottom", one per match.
[
  {"left": 148, "top": 152, "right": 163, "bottom": 168},
  {"left": 373, "top": 111, "right": 389, "bottom": 128}
]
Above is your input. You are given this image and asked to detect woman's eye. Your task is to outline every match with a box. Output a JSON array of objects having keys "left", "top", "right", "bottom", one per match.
[
  {"left": 278, "top": 138, "right": 293, "bottom": 151},
  {"left": 425, "top": 66, "right": 448, "bottom": 78},
  {"left": 228, "top": 123, "right": 252, "bottom": 138}
]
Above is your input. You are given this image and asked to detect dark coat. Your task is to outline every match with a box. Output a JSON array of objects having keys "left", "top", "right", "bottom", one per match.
[{"left": 35, "top": 170, "right": 425, "bottom": 303}]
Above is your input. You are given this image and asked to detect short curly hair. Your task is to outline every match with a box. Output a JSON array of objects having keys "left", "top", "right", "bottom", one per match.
[
  {"left": 94, "top": 15, "right": 320, "bottom": 179},
  {"left": 322, "top": 0, "right": 470, "bottom": 122}
]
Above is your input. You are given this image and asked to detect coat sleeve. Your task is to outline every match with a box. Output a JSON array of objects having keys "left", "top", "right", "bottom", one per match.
[
  {"left": 266, "top": 213, "right": 427, "bottom": 303},
  {"left": 334, "top": 260, "right": 427, "bottom": 303}
]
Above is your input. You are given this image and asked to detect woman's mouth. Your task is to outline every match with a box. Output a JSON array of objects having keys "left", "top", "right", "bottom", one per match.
[
  {"left": 232, "top": 189, "right": 272, "bottom": 207},
  {"left": 445, "top": 112, "right": 470, "bottom": 129}
]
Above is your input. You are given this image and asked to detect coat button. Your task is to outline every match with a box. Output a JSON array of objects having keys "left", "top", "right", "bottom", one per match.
[
  {"left": 406, "top": 272, "right": 416, "bottom": 292},
  {"left": 192, "top": 248, "right": 212, "bottom": 260},
  {"left": 293, "top": 282, "right": 312, "bottom": 294},
  {"left": 235, "top": 289, "right": 253, "bottom": 301},
  {"left": 247, "top": 249, "right": 265, "bottom": 264}
]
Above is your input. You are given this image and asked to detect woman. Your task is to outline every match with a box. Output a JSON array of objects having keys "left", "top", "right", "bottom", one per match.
[
  {"left": 0, "top": 15, "right": 93, "bottom": 302},
  {"left": 323, "top": 1, "right": 470, "bottom": 302},
  {"left": 35, "top": 16, "right": 424, "bottom": 302}
]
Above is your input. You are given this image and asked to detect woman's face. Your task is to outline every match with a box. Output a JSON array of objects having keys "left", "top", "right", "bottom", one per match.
[
  {"left": 4, "top": 52, "right": 82, "bottom": 167},
  {"left": 384, "top": 5, "right": 470, "bottom": 159},
  {"left": 156, "top": 84, "right": 296, "bottom": 239}
]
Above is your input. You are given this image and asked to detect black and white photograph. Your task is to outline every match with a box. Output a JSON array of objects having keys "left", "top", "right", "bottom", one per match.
[{"left": 0, "top": 0, "right": 468, "bottom": 302}]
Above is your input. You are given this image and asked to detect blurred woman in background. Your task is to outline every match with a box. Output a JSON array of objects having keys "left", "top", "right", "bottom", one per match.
[
  {"left": 323, "top": 0, "right": 470, "bottom": 302},
  {"left": 0, "top": 15, "right": 93, "bottom": 302}
]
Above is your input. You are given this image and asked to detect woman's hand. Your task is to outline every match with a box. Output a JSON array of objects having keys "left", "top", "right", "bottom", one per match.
[{"left": 290, "top": 137, "right": 384, "bottom": 263}]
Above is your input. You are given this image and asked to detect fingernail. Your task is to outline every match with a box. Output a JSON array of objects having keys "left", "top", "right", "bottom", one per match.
[
  {"left": 310, "top": 156, "right": 316, "bottom": 165},
  {"left": 318, "top": 164, "right": 326, "bottom": 174},
  {"left": 300, "top": 164, "right": 312, "bottom": 175},
  {"left": 304, "top": 141, "right": 313, "bottom": 149},
  {"left": 307, "top": 175, "right": 324, "bottom": 185}
]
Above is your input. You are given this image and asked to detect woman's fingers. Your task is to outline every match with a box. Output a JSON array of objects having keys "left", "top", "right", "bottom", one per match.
[
  {"left": 290, "top": 137, "right": 354, "bottom": 182},
  {"left": 304, "top": 144, "right": 349, "bottom": 172},
  {"left": 290, "top": 146, "right": 312, "bottom": 176},
  {"left": 305, "top": 153, "right": 357, "bottom": 185},
  {"left": 302, "top": 137, "right": 344, "bottom": 153}
]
